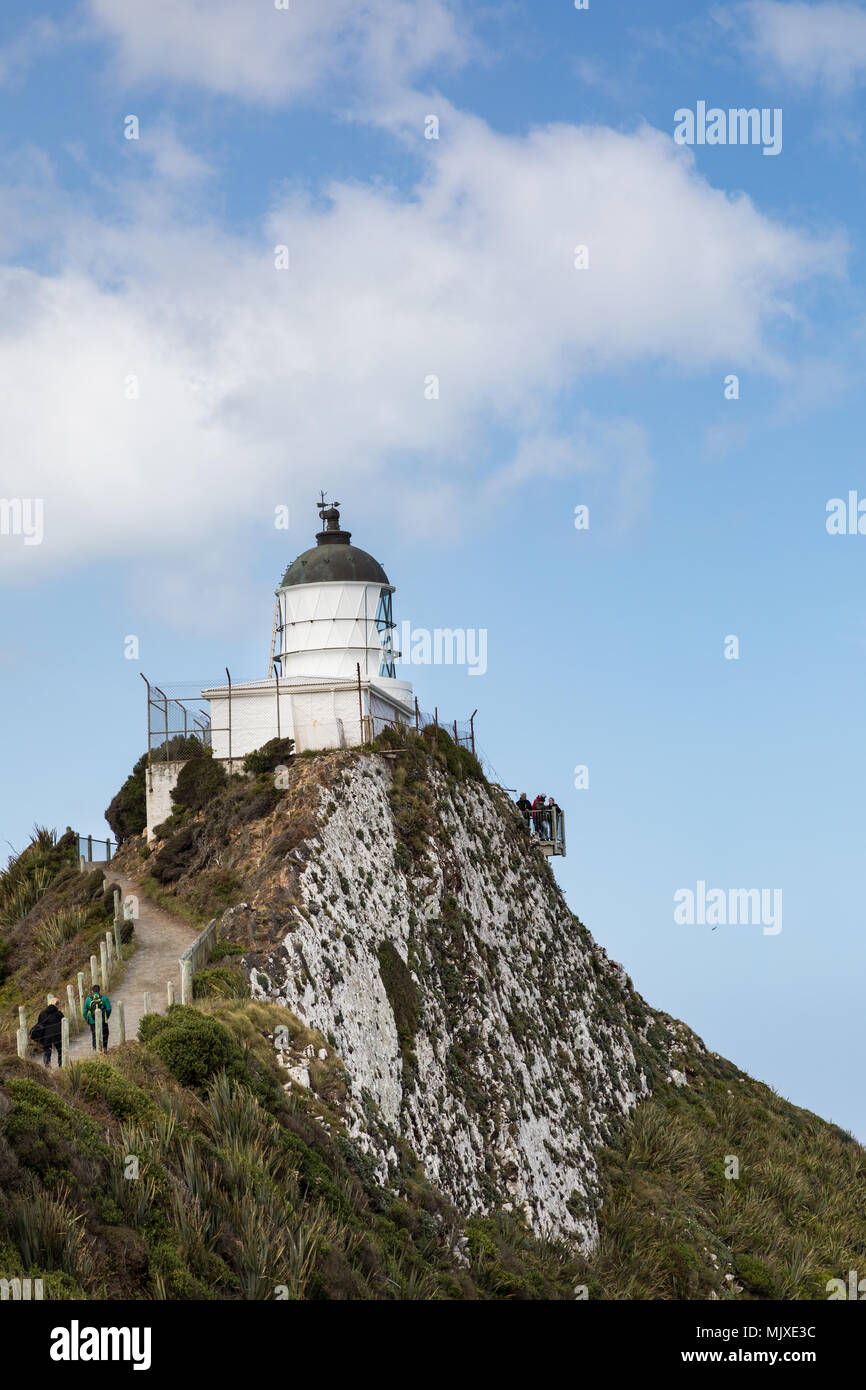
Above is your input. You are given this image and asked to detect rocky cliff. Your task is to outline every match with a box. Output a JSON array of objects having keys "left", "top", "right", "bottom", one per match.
[
  {"left": 144, "top": 733, "right": 693, "bottom": 1246},
  {"left": 4, "top": 736, "right": 862, "bottom": 1300}
]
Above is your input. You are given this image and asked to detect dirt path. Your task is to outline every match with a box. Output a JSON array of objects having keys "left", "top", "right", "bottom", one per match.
[{"left": 68, "top": 868, "right": 199, "bottom": 1060}]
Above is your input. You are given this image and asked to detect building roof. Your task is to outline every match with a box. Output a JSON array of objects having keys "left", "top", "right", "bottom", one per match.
[{"left": 279, "top": 500, "right": 391, "bottom": 589}]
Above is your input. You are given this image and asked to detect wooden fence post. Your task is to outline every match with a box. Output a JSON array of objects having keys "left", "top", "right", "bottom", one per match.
[
  {"left": 16, "top": 1027, "right": 26, "bottom": 1058},
  {"left": 167, "top": 980, "right": 175, "bottom": 1006},
  {"left": 61, "top": 1018, "right": 70, "bottom": 1068},
  {"left": 113, "top": 917, "right": 123, "bottom": 963},
  {"left": 90, "top": 955, "right": 98, "bottom": 987},
  {"left": 77, "top": 971, "right": 86, "bottom": 1020},
  {"left": 18, "top": 1005, "right": 26, "bottom": 1036},
  {"left": 181, "top": 958, "right": 193, "bottom": 1005},
  {"left": 99, "top": 942, "right": 108, "bottom": 992},
  {"left": 95, "top": 1007, "right": 104, "bottom": 1053},
  {"left": 113, "top": 888, "right": 121, "bottom": 921},
  {"left": 105, "top": 931, "right": 114, "bottom": 971},
  {"left": 67, "top": 984, "right": 77, "bottom": 1032},
  {"left": 117, "top": 1000, "right": 126, "bottom": 1046},
  {"left": 143, "top": 991, "right": 152, "bottom": 1018}
]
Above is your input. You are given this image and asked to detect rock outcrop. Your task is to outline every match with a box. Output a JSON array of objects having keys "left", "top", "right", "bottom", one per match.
[{"left": 209, "top": 743, "right": 693, "bottom": 1245}]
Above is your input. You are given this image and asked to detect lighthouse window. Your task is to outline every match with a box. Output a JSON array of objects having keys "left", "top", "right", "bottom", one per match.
[{"left": 375, "top": 590, "right": 396, "bottom": 678}]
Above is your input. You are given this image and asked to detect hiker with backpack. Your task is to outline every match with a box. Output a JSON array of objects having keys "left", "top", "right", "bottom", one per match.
[
  {"left": 32, "top": 996, "right": 64, "bottom": 1067},
  {"left": 84, "top": 986, "right": 112, "bottom": 1051}
]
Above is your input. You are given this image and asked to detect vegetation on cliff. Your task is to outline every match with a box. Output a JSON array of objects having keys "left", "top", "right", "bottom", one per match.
[
  {"left": 0, "top": 829, "right": 124, "bottom": 1048},
  {"left": 0, "top": 999, "right": 581, "bottom": 1300},
  {"left": 2, "top": 740, "right": 862, "bottom": 1300}
]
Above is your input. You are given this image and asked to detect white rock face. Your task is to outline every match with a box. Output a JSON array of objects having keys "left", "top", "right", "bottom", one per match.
[{"left": 224, "top": 753, "right": 687, "bottom": 1246}]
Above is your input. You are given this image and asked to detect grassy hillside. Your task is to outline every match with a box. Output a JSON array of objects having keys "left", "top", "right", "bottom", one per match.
[
  {"left": 1, "top": 743, "right": 862, "bottom": 1300},
  {"left": 575, "top": 1045, "right": 865, "bottom": 1300},
  {"left": 0, "top": 828, "right": 131, "bottom": 1047},
  {"left": 1, "top": 997, "right": 861, "bottom": 1300},
  {"left": 0, "top": 999, "right": 581, "bottom": 1300}
]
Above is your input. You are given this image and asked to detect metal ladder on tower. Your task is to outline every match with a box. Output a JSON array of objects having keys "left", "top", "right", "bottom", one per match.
[{"left": 267, "top": 596, "right": 280, "bottom": 678}]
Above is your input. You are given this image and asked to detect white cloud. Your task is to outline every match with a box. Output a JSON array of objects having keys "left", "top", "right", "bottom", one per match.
[
  {"left": 0, "top": 114, "right": 843, "bottom": 604},
  {"left": 84, "top": 0, "right": 469, "bottom": 105},
  {"left": 484, "top": 418, "right": 653, "bottom": 530},
  {"left": 729, "top": 1, "right": 866, "bottom": 89},
  {"left": 144, "top": 126, "right": 214, "bottom": 183},
  {"left": 0, "top": 17, "right": 67, "bottom": 87}
]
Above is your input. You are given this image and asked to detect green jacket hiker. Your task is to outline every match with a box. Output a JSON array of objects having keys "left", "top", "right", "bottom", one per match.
[{"left": 84, "top": 991, "right": 112, "bottom": 1050}]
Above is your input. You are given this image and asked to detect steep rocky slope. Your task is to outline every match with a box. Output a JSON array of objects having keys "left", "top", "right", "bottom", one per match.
[
  {"left": 136, "top": 733, "right": 704, "bottom": 1245},
  {"left": 2, "top": 735, "right": 863, "bottom": 1300}
]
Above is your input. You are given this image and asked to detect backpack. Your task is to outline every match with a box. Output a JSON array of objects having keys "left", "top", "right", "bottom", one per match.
[{"left": 30, "top": 1022, "right": 44, "bottom": 1042}]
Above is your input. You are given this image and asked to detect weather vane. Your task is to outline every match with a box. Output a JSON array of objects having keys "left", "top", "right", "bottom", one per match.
[{"left": 317, "top": 491, "right": 342, "bottom": 532}]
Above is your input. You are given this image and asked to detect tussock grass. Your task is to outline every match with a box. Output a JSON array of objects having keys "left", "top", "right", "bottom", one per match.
[
  {"left": 34, "top": 908, "right": 89, "bottom": 956},
  {"left": 0, "top": 998, "right": 581, "bottom": 1300},
  {"left": 575, "top": 1053, "right": 866, "bottom": 1300}
]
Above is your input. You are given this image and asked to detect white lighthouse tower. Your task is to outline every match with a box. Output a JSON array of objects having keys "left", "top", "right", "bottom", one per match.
[{"left": 202, "top": 498, "right": 413, "bottom": 758}]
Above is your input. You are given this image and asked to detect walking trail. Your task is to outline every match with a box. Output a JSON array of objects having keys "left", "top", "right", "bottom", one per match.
[{"left": 68, "top": 868, "right": 199, "bottom": 1061}]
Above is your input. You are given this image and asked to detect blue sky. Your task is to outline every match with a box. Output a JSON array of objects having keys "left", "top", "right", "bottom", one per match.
[{"left": 2, "top": 0, "right": 866, "bottom": 1140}]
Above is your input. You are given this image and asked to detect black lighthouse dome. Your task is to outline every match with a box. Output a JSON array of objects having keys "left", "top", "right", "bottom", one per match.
[{"left": 279, "top": 499, "right": 391, "bottom": 589}]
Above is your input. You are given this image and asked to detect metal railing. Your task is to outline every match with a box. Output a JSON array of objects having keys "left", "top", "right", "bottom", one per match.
[
  {"left": 141, "top": 670, "right": 478, "bottom": 761},
  {"left": 74, "top": 833, "right": 117, "bottom": 865},
  {"left": 516, "top": 803, "right": 566, "bottom": 857}
]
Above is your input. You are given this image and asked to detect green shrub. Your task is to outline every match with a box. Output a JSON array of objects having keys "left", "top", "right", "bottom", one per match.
[
  {"left": 171, "top": 756, "right": 227, "bottom": 814},
  {"left": 139, "top": 1004, "right": 244, "bottom": 1087},
  {"left": 78, "top": 1060, "right": 154, "bottom": 1122},
  {"left": 104, "top": 752, "right": 148, "bottom": 844},
  {"left": 735, "top": 1254, "right": 778, "bottom": 1298},
  {"left": 163, "top": 734, "right": 209, "bottom": 761},
  {"left": 153, "top": 808, "right": 190, "bottom": 840},
  {"left": 210, "top": 941, "right": 246, "bottom": 961},
  {"left": 150, "top": 826, "right": 199, "bottom": 886},
  {"left": 429, "top": 729, "right": 484, "bottom": 782},
  {"left": 242, "top": 738, "right": 295, "bottom": 777},
  {"left": 137, "top": 1012, "right": 169, "bottom": 1046}
]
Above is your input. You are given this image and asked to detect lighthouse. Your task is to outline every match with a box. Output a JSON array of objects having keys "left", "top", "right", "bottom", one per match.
[
  {"left": 201, "top": 498, "right": 413, "bottom": 759},
  {"left": 274, "top": 497, "right": 400, "bottom": 684}
]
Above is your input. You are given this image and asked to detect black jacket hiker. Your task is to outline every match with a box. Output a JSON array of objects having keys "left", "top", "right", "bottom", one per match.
[
  {"left": 516, "top": 794, "right": 532, "bottom": 828},
  {"left": 35, "top": 1002, "right": 64, "bottom": 1067}
]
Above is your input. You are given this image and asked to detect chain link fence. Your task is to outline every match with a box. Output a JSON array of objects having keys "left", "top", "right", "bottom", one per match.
[{"left": 142, "top": 674, "right": 477, "bottom": 762}]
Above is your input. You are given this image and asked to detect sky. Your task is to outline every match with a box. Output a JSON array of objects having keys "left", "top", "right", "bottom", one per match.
[{"left": 1, "top": 0, "right": 865, "bottom": 1140}]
